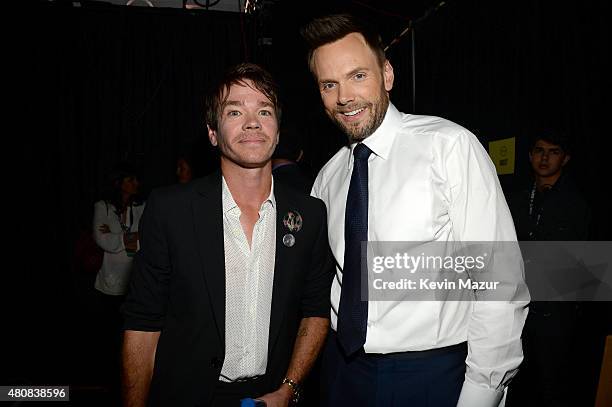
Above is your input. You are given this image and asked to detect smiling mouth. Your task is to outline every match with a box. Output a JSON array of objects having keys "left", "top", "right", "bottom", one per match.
[{"left": 340, "top": 107, "right": 365, "bottom": 117}]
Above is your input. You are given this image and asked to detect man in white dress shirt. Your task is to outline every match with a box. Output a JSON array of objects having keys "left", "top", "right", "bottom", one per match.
[{"left": 301, "top": 14, "right": 529, "bottom": 407}]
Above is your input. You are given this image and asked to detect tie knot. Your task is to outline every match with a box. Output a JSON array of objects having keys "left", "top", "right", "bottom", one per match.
[{"left": 353, "top": 143, "right": 372, "bottom": 161}]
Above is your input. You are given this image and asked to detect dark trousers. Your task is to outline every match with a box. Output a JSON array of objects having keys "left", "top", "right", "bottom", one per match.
[
  {"left": 91, "top": 291, "right": 125, "bottom": 404},
  {"left": 320, "top": 331, "right": 467, "bottom": 407}
]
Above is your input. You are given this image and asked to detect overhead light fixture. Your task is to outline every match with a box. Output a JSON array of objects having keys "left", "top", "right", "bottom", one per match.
[{"left": 126, "top": 0, "right": 154, "bottom": 6}]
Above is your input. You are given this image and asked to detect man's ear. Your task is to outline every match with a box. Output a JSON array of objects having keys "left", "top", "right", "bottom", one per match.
[
  {"left": 383, "top": 60, "right": 394, "bottom": 92},
  {"left": 207, "top": 124, "right": 218, "bottom": 147}
]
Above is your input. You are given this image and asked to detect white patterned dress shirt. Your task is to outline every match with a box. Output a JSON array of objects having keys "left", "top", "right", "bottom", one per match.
[{"left": 219, "top": 177, "right": 276, "bottom": 382}]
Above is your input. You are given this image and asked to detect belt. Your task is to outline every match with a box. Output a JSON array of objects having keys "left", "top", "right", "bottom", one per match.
[
  {"left": 363, "top": 341, "right": 467, "bottom": 360},
  {"left": 218, "top": 375, "right": 265, "bottom": 385}
]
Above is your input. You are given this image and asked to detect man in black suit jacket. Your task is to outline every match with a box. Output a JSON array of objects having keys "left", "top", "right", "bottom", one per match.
[{"left": 122, "top": 63, "right": 334, "bottom": 407}]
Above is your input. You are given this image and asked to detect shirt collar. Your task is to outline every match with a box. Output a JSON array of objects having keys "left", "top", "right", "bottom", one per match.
[
  {"left": 347, "top": 102, "right": 402, "bottom": 168},
  {"left": 221, "top": 175, "right": 276, "bottom": 214}
]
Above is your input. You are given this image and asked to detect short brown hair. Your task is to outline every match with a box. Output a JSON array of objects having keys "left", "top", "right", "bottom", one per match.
[
  {"left": 205, "top": 63, "right": 281, "bottom": 131},
  {"left": 300, "top": 13, "right": 386, "bottom": 76}
]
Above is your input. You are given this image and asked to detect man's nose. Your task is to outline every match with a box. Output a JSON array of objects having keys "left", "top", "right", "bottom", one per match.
[
  {"left": 243, "top": 112, "right": 261, "bottom": 130},
  {"left": 336, "top": 84, "right": 354, "bottom": 106}
]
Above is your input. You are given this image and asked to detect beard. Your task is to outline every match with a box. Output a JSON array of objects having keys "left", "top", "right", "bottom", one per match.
[{"left": 328, "top": 86, "right": 390, "bottom": 142}]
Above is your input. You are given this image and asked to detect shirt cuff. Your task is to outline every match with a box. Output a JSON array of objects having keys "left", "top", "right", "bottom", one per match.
[{"left": 456, "top": 379, "right": 505, "bottom": 407}]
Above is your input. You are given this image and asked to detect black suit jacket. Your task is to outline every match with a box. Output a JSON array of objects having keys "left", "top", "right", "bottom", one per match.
[{"left": 122, "top": 171, "right": 334, "bottom": 406}]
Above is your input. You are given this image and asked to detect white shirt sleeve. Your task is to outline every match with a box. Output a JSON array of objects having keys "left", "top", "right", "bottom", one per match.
[
  {"left": 92, "top": 201, "right": 125, "bottom": 253},
  {"left": 311, "top": 172, "right": 322, "bottom": 200},
  {"left": 445, "top": 131, "right": 529, "bottom": 407}
]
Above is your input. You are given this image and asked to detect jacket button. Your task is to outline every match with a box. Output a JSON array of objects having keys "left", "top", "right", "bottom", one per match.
[{"left": 210, "top": 357, "right": 221, "bottom": 368}]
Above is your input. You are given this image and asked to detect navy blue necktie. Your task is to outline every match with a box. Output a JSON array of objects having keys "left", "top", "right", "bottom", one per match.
[{"left": 337, "top": 143, "right": 372, "bottom": 356}]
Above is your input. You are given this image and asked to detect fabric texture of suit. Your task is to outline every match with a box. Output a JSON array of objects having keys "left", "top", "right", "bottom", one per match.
[{"left": 122, "top": 170, "right": 334, "bottom": 406}]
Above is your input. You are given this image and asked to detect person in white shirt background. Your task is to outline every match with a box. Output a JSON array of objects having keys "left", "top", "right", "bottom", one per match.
[
  {"left": 302, "top": 13, "right": 529, "bottom": 407},
  {"left": 92, "top": 161, "right": 146, "bottom": 401},
  {"left": 94, "top": 161, "right": 146, "bottom": 297}
]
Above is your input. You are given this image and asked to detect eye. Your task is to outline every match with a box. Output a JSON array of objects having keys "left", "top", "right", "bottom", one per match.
[
  {"left": 354, "top": 72, "right": 366, "bottom": 80},
  {"left": 227, "top": 110, "right": 241, "bottom": 117},
  {"left": 321, "top": 82, "right": 336, "bottom": 91},
  {"left": 259, "top": 110, "right": 273, "bottom": 116}
]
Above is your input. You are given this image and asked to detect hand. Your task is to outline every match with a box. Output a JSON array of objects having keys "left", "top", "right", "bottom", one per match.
[
  {"left": 98, "top": 224, "right": 111, "bottom": 234},
  {"left": 123, "top": 232, "right": 139, "bottom": 252},
  {"left": 256, "top": 384, "right": 292, "bottom": 407}
]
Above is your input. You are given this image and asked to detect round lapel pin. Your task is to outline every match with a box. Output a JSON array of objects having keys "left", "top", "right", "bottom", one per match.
[{"left": 283, "top": 233, "right": 295, "bottom": 247}]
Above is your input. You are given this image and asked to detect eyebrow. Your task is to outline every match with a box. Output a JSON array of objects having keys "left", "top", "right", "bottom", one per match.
[
  {"left": 346, "top": 67, "right": 370, "bottom": 78},
  {"left": 533, "top": 146, "right": 562, "bottom": 152},
  {"left": 223, "top": 100, "right": 274, "bottom": 108},
  {"left": 318, "top": 67, "right": 372, "bottom": 84}
]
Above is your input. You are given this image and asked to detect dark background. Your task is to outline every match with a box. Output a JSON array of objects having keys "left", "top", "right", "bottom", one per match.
[{"left": 8, "top": 0, "right": 612, "bottom": 405}]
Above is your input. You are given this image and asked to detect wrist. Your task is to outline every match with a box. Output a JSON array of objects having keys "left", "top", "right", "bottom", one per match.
[
  {"left": 278, "top": 383, "right": 292, "bottom": 398},
  {"left": 281, "top": 377, "right": 301, "bottom": 404}
]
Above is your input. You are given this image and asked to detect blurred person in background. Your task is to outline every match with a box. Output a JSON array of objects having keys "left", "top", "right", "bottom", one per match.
[
  {"left": 508, "top": 129, "right": 592, "bottom": 407},
  {"left": 92, "top": 160, "right": 146, "bottom": 400},
  {"left": 176, "top": 155, "right": 195, "bottom": 184},
  {"left": 272, "top": 116, "right": 314, "bottom": 193}
]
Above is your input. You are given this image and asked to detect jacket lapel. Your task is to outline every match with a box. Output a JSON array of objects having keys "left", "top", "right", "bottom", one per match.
[
  {"left": 268, "top": 183, "right": 296, "bottom": 358},
  {"left": 191, "top": 171, "right": 225, "bottom": 348}
]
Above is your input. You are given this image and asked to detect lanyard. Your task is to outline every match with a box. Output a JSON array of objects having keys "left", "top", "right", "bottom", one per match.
[
  {"left": 528, "top": 182, "right": 542, "bottom": 227},
  {"left": 119, "top": 204, "right": 134, "bottom": 233}
]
